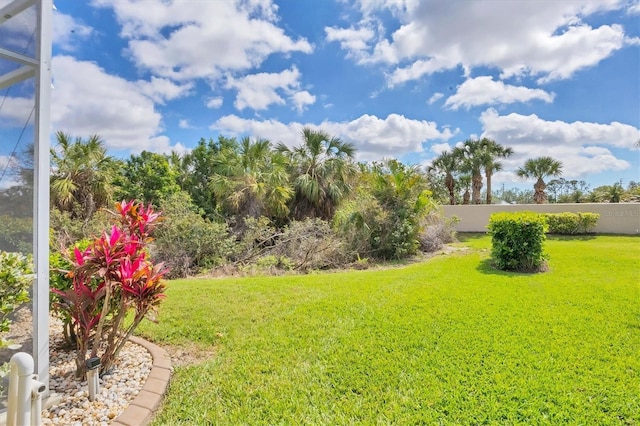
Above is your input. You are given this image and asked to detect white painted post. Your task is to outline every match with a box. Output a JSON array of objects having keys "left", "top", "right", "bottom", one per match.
[
  {"left": 6, "top": 352, "right": 34, "bottom": 426},
  {"left": 33, "top": 0, "right": 53, "bottom": 393}
]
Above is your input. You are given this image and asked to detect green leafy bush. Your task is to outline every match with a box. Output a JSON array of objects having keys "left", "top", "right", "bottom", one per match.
[
  {"left": 154, "top": 192, "right": 236, "bottom": 278},
  {"left": 487, "top": 211, "right": 548, "bottom": 271},
  {"left": 50, "top": 239, "right": 92, "bottom": 346},
  {"left": 0, "top": 251, "right": 32, "bottom": 342},
  {"left": 0, "top": 216, "right": 32, "bottom": 253},
  {"left": 0, "top": 251, "right": 32, "bottom": 399},
  {"left": 544, "top": 212, "right": 599, "bottom": 235}
]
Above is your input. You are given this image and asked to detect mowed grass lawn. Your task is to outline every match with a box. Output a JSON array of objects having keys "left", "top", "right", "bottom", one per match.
[{"left": 138, "top": 235, "right": 640, "bottom": 425}]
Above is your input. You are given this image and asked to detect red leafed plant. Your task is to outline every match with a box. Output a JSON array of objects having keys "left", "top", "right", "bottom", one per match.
[{"left": 52, "top": 200, "right": 167, "bottom": 378}]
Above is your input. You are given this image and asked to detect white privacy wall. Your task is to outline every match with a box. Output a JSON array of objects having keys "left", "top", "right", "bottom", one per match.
[{"left": 443, "top": 203, "right": 640, "bottom": 235}]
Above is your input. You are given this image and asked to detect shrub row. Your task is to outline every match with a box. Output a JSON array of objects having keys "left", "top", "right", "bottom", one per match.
[{"left": 543, "top": 212, "right": 599, "bottom": 235}]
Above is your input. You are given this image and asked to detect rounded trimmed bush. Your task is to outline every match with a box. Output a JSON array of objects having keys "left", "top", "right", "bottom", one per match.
[{"left": 487, "top": 211, "right": 548, "bottom": 272}]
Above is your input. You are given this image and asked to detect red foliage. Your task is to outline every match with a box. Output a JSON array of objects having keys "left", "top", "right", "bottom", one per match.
[{"left": 52, "top": 200, "right": 168, "bottom": 377}]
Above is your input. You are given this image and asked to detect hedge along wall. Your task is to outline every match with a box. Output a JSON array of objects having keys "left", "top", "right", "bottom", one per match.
[{"left": 442, "top": 203, "right": 640, "bottom": 235}]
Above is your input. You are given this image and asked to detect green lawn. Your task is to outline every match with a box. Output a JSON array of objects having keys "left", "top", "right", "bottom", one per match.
[{"left": 139, "top": 234, "right": 640, "bottom": 425}]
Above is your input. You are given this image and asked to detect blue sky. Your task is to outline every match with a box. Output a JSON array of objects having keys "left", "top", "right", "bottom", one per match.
[{"left": 1, "top": 0, "right": 639, "bottom": 191}]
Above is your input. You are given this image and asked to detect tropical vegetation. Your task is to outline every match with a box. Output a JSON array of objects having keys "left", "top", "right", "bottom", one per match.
[{"left": 51, "top": 200, "right": 167, "bottom": 377}]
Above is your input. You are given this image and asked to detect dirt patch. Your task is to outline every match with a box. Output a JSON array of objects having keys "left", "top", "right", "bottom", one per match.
[{"left": 160, "top": 342, "right": 217, "bottom": 368}]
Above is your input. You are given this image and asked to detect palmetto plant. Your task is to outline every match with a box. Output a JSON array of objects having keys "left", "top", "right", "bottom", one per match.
[
  {"left": 210, "top": 137, "right": 293, "bottom": 221},
  {"left": 50, "top": 132, "right": 116, "bottom": 221},
  {"left": 516, "top": 156, "right": 563, "bottom": 204},
  {"left": 277, "top": 128, "right": 357, "bottom": 220}
]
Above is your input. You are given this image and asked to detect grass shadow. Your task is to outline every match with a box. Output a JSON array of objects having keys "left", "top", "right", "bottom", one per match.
[
  {"left": 456, "top": 232, "right": 488, "bottom": 243},
  {"left": 476, "top": 258, "right": 547, "bottom": 277},
  {"left": 547, "top": 234, "right": 597, "bottom": 241}
]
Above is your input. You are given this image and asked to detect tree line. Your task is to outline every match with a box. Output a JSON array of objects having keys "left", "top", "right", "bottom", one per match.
[
  {"left": 42, "top": 129, "right": 456, "bottom": 277},
  {"left": 1, "top": 130, "right": 636, "bottom": 276}
]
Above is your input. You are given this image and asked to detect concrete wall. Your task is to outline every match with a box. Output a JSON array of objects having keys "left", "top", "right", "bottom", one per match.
[{"left": 442, "top": 203, "right": 640, "bottom": 235}]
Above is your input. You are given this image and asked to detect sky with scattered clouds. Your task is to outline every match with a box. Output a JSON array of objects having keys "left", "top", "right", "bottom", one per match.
[{"left": 1, "top": 0, "right": 639, "bottom": 191}]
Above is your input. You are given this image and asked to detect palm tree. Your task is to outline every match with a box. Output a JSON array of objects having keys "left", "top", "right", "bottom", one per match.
[
  {"left": 454, "top": 139, "right": 485, "bottom": 204},
  {"left": 457, "top": 174, "right": 472, "bottom": 205},
  {"left": 607, "top": 182, "right": 625, "bottom": 203},
  {"left": 479, "top": 139, "right": 514, "bottom": 204},
  {"left": 50, "top": 131, "right": 116, "bottom": 220},
  {"left": 516, "top": 156, "right": 563, "bottom": 204},
  {"left": 277, "top": 128, "right": 357, "bottom": 220},
  {"left": 210, "top": 137, "right": 293, "bottom": 221},
  {"left": 428, "top": 150, "right": 460, "bottom": 205}
]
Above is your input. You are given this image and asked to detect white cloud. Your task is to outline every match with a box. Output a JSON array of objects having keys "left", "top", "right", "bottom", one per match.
[
  {"left": 92, "top": 0, "right": 312, "bottom": 82},
  {"left": 479, "top": 108, "right": 638, "bottom": 179},
  {"left": 427, "top": 92, "right": 444, "bottom": 105},
  {"left": 211, "top": 113, "right": 453, "bottom": 161},
  {"left": 480, "top": 108, "right": 640, "bottom": 149},
  {"left": 324, "top": 26, "right": 375, "bottom": 59},
  {"left": 178, "top": 119, "right": 191, "bottom": 129},
  {"left": 290, "top": 91, "right": 316, "bottom": 113},
  {"left": 0, "top": 96, "right": 34, "bottom": 127},
  {"left": 225, "top": 67, "right": 312, "bottom": 112},
  {"left": 49, "top": 55, "right": 184, "bottom": 154},
  {"left": 206, "top": 97, "right": 224, "bottom": 109},
  {"left": 136, "top": 77, "right": 193, "bottom": 104},
  {"left": 627, "top": 1, "right": 640, "bottom": 14},
  {"left": 430, "top": 142, "right": 451, "bottom": 154},
  {"left": 444, "top": 76, "right": 555, "bottom": 110},
  {"left": 0, "top": 2, "right": 35, "bottom": 51},
  {"left": 53, "top": 12, "right": 93, "bottom": 51},
  {"left": 330, "top": 1, "right": 629, "bottom": 86}
]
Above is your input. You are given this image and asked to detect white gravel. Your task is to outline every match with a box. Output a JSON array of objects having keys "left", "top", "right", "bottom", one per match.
[
  {"left": 43, "top": 336, "right": 152, "bottom": 425},
  {"left": 2, "top": 308, "right": 153, "bottom": 425}
]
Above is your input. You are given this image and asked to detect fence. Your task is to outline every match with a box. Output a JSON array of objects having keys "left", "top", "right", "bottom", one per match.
[{"left": 442, "top": 203, "right": 640, "bottom": 235}]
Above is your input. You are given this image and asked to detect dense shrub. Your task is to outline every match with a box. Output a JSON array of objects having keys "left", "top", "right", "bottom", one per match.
[
  {"left": 50, "top": 239, "right": 92, "bottom": 346},
  {"left": 0, "top": 215, "right": 32, "bottom": 253},
  {"left": 232, "top": 216, "right": 279, "bottom": 265},
  {"left": 544, "top": 212, "right": 599, "bottom": 235},
  {"left": 487, "top": 212, "right": 548, "bottom": 271},
  {"left": 0, "top": 251, "right": 32, "bottom": 341},
  {"left": 154, "top": 192, "right": 236, "bottom": 278},
  {"left": 234, "top": 218, "right": 351, "bottom": 273},
  {"left": 419, "top": 212, "right": 458, "bottom": 252},
  {"left": 50, "top": 208, "right": 112, "bottom": 250},
  {"left": 1, "top": 251, "right": 31, "bottom": 396},
  {"left": 333, "top": 195, "right": 384, "bottom": 260},
  {"left": 273, "top": 219, "right": 351, "bottom": 271}
]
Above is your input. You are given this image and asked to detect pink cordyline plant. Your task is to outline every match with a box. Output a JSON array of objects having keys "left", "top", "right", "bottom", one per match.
[{"left": 52, "top": 200, "right": 167, "bottom": 377}]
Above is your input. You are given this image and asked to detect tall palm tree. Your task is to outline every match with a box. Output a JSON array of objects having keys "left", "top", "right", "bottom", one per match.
[
  {"left": 454, "top": 139, "right": 485, "bottom": 204},
  {"left": 210, "top": 137, "right": 293, "bottom": 220},
  {"left": 516, "top": 156, "right": 563, "bottom": 204},
  {"left": 277, "top": 128, "right": 357, "bottom": 220},
  {"left": 50, "top": 131, "right": 116, "bottom": 220},
  {"left": 428, "top": 150, "right": 460, "bottom": 205},
  {"left": 480, "top": 139, "right": 514, "bottom": 204}
]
